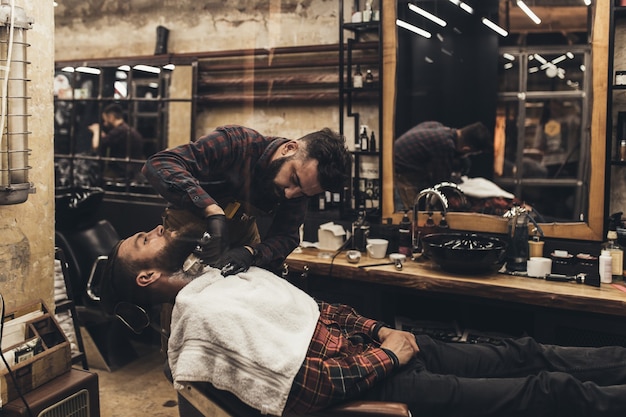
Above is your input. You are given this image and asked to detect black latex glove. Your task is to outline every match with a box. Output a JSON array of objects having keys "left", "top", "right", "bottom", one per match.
[
  {"left": 194, "top": 214, "right": 229, "bottom": 265},
  {"left": 213, "top": 246, "right": 255, "bottom": 276}
]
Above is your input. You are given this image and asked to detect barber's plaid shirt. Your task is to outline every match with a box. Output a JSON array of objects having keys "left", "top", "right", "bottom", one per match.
[
  {"left": 285, "top": 302, "right": 397, "bottom": 413},
  {"left": 141, "top": 125, "right": 308, "bottom": 268},
  {"left": 393, "top": 121, "right": 458, "bottom": 189}
]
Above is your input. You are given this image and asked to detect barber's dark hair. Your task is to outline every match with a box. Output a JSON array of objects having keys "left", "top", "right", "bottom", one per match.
[
  {"left": 102, "top": 103, "right": 124, "bottom": 119},
  {"left": 459, "top": 122, "right": 493, "bottom": 152},
  {"left": 297, "top": 128, "right": 352, "bottom": 193}
]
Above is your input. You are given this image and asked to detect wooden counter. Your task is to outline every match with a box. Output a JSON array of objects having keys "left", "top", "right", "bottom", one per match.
[{"left": 285, "top": 248, "right": 626, "bottom": 318}]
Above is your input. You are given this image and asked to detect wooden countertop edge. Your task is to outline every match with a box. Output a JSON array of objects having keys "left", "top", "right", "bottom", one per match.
[{"left": 285, "top": 249, "right": 626, "bottom": 317}]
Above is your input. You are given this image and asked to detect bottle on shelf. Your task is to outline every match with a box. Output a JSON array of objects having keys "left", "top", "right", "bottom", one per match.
[
  {"left": 365, "top": 69, "right": 374, "bottom": 86},
  {"left": 359, "top": 125, "right": 369, "bottom": 152},
  {"left": 600, "top": 250, "right": 613, "bottom": 284},
  {"left": 353, "top": 65, "right": 363, "bottom": 89},
  {"left": 352, "top": 205, "right": 370, "bottom": 252},
  {"left": 369, "top": 131, "right": 376, "bottom": 152},
  {"left": 603, "top": 229, "right": 624, "bottom": 281},
  {"left": 397, "top": 210, "right": 412, "bottom": 256},
  {"left": 362, "top": 0, "right": 373, "bottom": 22}
]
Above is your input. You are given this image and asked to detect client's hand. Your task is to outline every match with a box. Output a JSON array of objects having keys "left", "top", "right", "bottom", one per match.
[
  {"left": 378, "top": 327, "right": 419, "bottom": 366},
  {"left": 213, "top": 246, "right": 255, "bottom": 276},
  {"left": 195, "top": 214, "right": 229, "bottom": 264}
]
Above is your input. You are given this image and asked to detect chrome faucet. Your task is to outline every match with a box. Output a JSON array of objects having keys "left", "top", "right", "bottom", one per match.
[
  {"left": 411, "top": 188, "right": 449, "bottom": 260},
  {"left": 413, "top": 187, "right": 449, "bottom": 227}
]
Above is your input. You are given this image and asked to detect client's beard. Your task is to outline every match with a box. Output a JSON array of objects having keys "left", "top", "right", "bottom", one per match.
[{"left": 154, "top": 226, "right": 200, "bottom": 273}]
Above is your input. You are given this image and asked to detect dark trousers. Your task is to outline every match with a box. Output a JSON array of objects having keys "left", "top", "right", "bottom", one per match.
[{"left": 365, "top": 335, "right": 626, "bottom": 417}]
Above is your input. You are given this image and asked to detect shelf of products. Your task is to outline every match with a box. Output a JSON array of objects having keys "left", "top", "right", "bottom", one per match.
[
  {"left": 339, "top": 0, "right": 383, "bottom": 219},
  {"left": 608, "top": 4, "right": 626, "bottom": 167}
]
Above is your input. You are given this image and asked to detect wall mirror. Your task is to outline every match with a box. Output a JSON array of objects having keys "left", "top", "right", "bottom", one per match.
[
  {"left": 382, "top": 0, "right": 607, "bottom": 240},
  {"left": 53, "top": 58, "right": 194, "bottom": 203}
]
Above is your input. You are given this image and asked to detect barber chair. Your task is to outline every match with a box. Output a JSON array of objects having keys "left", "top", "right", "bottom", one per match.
[
  {"left": 158, "top": 307, "right": 409, "bottom": 417},
  {"left": 55, "top": 189, "right": 141, "bottom": 370},
  {"left": 174, "top": 374, "right": 411, "bottom": 417}
]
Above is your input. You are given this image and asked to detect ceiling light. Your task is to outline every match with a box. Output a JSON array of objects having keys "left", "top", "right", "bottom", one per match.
[
  {"left": 504, "top": 62, "right": 514, "bottom": 70},
  {"left": 503, "top": 53, "right": 516, "bottom": 61},
  {"left": 61, "top": 67, "right": 74, "bottom": 73},
  {"left": 396, "top": 19, "right": 432, "bottom": 38},
  {"left": 118, "top": 65, "right": 131, "bottom": 71},
  {"left": 75, "top": 66, "right": 101, "bottom": 75},
  {"left": 408, "top": 4, "right": 447, "bottom": 27},
  {"left": 133, "top": 64, "right": 161, "bottom": 74},
  {"left": 583, "top": 0, "right": 591, "bottom": 5},
  {"left": 448, "top": 0, "right": 473, "bottom": 14},
  {"left": 516, "top": 0, "right": 541, "bottom": 25},
  {"left": 163, "top": 63, "right": 176, "bottom": 71},
  {"left": 481, "top": 18, "right": 508, "bottom": 37}
]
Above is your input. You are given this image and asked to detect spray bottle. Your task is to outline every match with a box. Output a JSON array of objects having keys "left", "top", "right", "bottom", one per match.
[
  {"left": 397, "top": 210, "right": 412, "bottom": 256},
  {"left": 603, "top": 212, "right": 624, "bottom": 281}
]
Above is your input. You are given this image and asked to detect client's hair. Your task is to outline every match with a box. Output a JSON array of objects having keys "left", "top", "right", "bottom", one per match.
[
  {"left": 297, "top": 128, "right": 352, "bottom": 193},
  {"left": 100, "top": 241, "right": 151, "bottom": 315}
]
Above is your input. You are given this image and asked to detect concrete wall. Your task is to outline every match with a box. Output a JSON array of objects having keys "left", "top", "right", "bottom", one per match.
[
  {"left": 0, "top": 1, "right": 55, "bottom": 311},
  {"left": 54, "top": 0, "right": 376, "bottom": 147}
]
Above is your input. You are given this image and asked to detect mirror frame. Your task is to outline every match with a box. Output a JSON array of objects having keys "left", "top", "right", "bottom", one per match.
[{"left": 382, "top": 0, "right": 607, "bottom": 241}]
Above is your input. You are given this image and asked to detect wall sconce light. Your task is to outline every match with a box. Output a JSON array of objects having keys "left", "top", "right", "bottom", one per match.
[{"left": 0, "top": 1, "right": 34, "bottom": 204}]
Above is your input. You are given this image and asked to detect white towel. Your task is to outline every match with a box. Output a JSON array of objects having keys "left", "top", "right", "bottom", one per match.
[
  {"left": 168, "top": 266, "right": 320, "bottom": 416},
  {"left": 458, "top": 176, "right": 515, "bottom": 199}
]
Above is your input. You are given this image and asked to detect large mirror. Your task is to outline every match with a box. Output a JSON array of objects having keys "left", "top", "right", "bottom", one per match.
[
  {"left": 53, "top": 58, "right": 194, "bottom": 202},
  {"left": 382, "top": 0, "right": 607, "bottom": 240}
]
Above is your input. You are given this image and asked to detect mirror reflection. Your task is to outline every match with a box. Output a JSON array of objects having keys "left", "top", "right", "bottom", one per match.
[
  {"left": 54, "top": 62, "right": 182, "bottom": 199},
  {"left": 392, "top": 0, "right": 591, "bottom": 223}
]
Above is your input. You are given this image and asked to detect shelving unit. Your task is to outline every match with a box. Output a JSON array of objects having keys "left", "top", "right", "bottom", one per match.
[
  {"left": 607, "top": 4, "right": 626, "bottom": 166},
  {"left": 339, "top": 0, "right": 383, "bottom": 219}
]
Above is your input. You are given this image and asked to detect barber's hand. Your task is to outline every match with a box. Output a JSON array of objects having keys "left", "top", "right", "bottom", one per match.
[
  {"left": 213, "top": 246, "right": 255, "bottom": 277},
  {"left": 194, "top": 214, "right": 229, "bottom": 264},
  {"left": 378, "top": 327, "right": 419, "bottom": 366}
]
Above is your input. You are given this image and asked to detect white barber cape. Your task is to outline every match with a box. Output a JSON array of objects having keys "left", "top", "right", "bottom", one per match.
[{"left": 168, "top": 266, "right": 320, "bottom": 416}]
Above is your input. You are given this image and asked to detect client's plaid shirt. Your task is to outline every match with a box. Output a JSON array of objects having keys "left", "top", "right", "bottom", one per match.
[{"left": 285, "top": 301, "right": 396, "bottom": 413}]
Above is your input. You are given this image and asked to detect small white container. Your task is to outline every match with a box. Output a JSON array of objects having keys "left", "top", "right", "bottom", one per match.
[{"left": 600, "top": 250, "right": 613, "bottom": 284}]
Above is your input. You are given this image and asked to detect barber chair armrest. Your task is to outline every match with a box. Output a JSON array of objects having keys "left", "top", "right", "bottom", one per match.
[{"left": 179, "top": 381, "right": 411, "bottom": 417}]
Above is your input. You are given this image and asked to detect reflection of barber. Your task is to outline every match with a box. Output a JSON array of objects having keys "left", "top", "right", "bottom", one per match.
[
  {"left": 142, "top": 125, "right": 351, "bottom": 276},
  {"left": 393, "top": 121, "right": 492, "bottom": 210},
  {"left": 89, "top": 104, "right": 144, "bottom": 180}
]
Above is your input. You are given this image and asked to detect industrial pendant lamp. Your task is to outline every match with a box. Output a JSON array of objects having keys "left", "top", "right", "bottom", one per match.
[{"left": 0, "top": 0, "right": 33, "bottom": 205}]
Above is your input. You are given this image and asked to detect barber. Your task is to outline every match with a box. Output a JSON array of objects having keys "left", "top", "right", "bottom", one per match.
[
  {"left": 142, "top": 124, "right": 351, "bottom": 276},
  {"left": 393, "top": 121, "right": 493, "bottom": 211}
]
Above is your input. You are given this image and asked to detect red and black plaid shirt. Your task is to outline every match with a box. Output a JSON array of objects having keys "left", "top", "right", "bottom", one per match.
[{"left": 285, "top": 302, "right": 396, "bottom": 414}]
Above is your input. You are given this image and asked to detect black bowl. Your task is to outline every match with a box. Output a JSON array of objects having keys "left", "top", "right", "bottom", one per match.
[{"left": 421, "top": 233, "right": 507, "bottom": 274}]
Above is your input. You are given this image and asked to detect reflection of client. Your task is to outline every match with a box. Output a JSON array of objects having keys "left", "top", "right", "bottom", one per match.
[
  {"left": 89, "top": 104, "right": 144, "bottom": 181},
  {"left": 393, "top": 121, "right": 493, "bottom": 210}
]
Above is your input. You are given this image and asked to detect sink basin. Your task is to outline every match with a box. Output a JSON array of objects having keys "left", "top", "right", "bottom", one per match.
[{"left": 421, "top": 232, "right": 507, "bottom": 274}]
